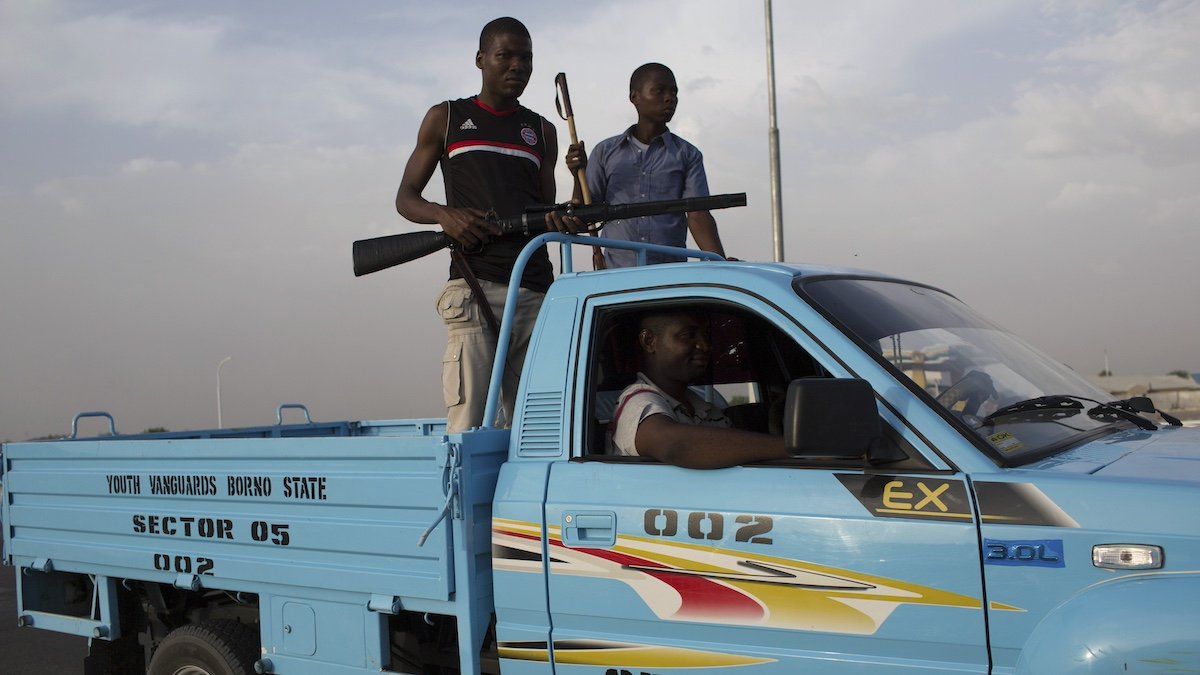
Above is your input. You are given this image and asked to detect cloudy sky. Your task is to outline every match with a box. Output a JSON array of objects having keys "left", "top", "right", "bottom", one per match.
[{"left": 2, "top": 0, "right": 1198, "bottom": 439}]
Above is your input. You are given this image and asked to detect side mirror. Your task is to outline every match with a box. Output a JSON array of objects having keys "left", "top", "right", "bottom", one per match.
[{"left": 784, "top": 378, "right": 881, "bottom": 458}]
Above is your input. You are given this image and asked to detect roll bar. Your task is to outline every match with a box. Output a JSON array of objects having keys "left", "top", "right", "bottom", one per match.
[{"left": 480, "top": 234, "right": 725, "bottom": 430}]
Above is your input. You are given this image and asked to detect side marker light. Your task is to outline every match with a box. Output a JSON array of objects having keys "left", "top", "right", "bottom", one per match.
[{"left": 1092, "top": 544, "right": 1162, "bottom": 570}]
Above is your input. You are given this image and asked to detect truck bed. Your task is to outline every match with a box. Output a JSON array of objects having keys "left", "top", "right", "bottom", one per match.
[{"left": 2, "top": 418, "right": 506, "bottom": 670}]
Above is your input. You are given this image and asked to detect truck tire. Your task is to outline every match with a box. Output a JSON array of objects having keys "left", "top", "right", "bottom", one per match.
[{"left": 148, "top": 620, "right": 258, "bottom": 675}]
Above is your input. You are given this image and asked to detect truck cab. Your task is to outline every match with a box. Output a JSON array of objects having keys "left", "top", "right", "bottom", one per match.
[
  {"left": 492, "top": 239, "right": 1199, "bottom": 674},
  {"left": 4, "top": 234, "right": 1198, "bottom": 674}
]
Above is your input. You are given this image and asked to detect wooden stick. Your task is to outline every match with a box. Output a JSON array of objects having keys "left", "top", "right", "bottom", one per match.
[
  {"left": 555, "top": 72, "right": 604, "bottom": 268},
  {"left": 564, "top": 116, "right": 592, "bottom": 204}
]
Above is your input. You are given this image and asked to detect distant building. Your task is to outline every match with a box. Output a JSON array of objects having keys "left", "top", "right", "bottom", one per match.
[{"left": 1088, "top": 374, "right": 1200, "bottom": 420}]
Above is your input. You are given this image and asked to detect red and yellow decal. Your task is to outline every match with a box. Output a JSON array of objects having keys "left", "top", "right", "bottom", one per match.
[{"left": 493, "top": 518, "right": 1020, "bottom": 636}]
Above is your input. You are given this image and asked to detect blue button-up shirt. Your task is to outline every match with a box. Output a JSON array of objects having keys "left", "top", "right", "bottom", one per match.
[{"left": 585, "top": 126, "right": 709, "bottom": 267}]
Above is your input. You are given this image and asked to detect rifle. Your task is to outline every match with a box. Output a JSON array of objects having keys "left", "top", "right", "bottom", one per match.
[{"left": 352, "top": 192, "right": 746, "bottom": 277}]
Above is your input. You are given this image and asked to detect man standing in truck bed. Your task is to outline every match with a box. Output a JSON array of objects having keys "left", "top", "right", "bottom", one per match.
[
  {"left": 395, "top": 17, "right": 579, "bottom": 433},
  {"left": 566, "top": 63, "right": 727, "bottom": 268}
]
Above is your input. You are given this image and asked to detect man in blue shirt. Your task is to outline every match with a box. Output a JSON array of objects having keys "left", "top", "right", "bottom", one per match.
[{"left": 566, "top": 63, "right": 727, "bottom": 268}]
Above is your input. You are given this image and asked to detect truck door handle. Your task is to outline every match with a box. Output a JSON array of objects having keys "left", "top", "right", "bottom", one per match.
[{"left": 562, "top": 511, "right": 616, "bottom": 548}]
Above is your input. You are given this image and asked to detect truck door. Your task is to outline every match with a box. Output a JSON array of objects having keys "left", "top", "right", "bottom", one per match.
[{"left": 530, "top": 288, "right": 991, "bottom": 673}]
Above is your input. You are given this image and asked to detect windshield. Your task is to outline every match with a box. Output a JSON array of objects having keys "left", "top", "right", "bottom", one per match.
[{"left": 800, "top": 277, "right": 1121, "bottom": 463}]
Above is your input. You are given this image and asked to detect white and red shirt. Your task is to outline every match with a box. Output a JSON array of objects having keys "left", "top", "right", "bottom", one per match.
[{"left": 611, "top": 372, "right": 731, "bottom": 456}]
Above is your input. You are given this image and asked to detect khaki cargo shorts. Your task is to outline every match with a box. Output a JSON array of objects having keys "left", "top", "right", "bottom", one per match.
[{"left": 436, "top": 278, "right": 543, "bottom": 433}]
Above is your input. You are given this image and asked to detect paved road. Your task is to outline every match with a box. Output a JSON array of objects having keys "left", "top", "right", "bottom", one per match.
[{"left": 1, "top": 564, "right": 88, "bottom": 674}]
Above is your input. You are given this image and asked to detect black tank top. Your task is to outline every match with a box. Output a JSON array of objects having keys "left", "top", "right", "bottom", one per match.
[{"left": 441, "top": 97, "right": 552, "bottom": 292}]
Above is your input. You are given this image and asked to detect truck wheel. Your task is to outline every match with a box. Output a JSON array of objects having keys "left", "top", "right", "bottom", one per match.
[{"left": 148, "top": 620, "right": 259, "bottom": 675}]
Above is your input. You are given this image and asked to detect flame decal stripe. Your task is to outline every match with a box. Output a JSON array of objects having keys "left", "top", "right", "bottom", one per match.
[
  {"left": 498, "top": 640, "right": 775, "bottom": 668},
  {"left": 493, "top": 517, "right": 1023, "bottom": 636},
  {"left": 550, "top": 537, "right": 767, "bottom": 622}
]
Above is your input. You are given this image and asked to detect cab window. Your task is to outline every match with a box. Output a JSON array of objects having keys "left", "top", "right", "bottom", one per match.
[
  {"left": 583, "top": 302, "right": 805, "bottom": 455},
  {"left": 581, "top": 300, "right": 926, "bottom": 469}
]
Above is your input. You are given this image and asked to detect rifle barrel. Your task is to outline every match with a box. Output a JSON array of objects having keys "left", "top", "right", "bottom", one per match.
[
  {"left": 498, "top": 192, "right": 746, "bottom": 235},
  {"left": 597, "top": 193, "right": 746, "bottom": 221}
]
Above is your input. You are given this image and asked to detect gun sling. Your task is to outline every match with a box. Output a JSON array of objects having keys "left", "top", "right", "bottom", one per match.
[{"left": 450, "top": 249, "right": 502, "bottom": 336}]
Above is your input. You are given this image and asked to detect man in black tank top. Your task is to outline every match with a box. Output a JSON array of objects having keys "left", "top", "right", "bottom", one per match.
[{"left": 395, "top": 17, "right": 579, "bottom": 433}]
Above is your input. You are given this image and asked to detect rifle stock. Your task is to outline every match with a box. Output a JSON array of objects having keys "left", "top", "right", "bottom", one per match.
[
  {"left": 352, "top": 192, "right": 747, "bottom": 277},
  {"left": 353, "top": 230, "right": 450, "bottom": 276}
]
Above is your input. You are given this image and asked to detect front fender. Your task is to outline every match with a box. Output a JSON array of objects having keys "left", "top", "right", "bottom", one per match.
[{"left": 1017, "top": 572, "right": 1200, "bottom": 673}]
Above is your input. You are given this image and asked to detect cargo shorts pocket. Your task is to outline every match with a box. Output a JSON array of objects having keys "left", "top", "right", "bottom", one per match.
[
  {"left": 442, "top": 340, "right": 463, "bottom": 407},
  {"left": 436, "top": 285, "right": 474, "bottom": 324}
]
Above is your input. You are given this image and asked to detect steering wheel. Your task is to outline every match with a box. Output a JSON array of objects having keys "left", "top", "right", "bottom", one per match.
[{"left": 936, "top": 370, "right": 997, "bottom": 419}]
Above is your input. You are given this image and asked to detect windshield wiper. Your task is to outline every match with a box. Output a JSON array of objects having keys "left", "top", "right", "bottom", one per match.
[
  {"left": 1102, "top": 396, "right": 1182, "bottom": 427},
  {"left": 980, "top": 395, "right": 1083, "bottom": 424},
  {"left": 981, "top": 394, "right": 1158, "bottom": 431}
]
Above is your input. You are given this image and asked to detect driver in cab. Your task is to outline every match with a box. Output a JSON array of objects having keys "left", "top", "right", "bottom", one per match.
[{"left": 611, "top": 310, "right": 787, "bottom": 469}]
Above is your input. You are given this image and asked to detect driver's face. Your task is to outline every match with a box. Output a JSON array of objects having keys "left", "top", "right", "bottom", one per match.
[{"left": 652, "top": 315, "right": 711, "bottom": 383}]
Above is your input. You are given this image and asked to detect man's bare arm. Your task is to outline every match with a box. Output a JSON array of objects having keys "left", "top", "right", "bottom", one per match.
[
  {"left": 634, "top": 414, "right": 785, "bottom": 469},
  {"left": 687, "top": 211, "right": 726, "bottom": 258},
  {"left": 395, "top": 104, "right": 498, "bottom": 248},
  {"left": 395, "top": 104, "right": 447, "bottom": 223}
]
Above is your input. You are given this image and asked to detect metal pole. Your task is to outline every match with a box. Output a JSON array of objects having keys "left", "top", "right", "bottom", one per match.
[
  {"left": 764, "top": 0, "right": 785, "bottom": 262},
  {"left": 216, "top": 356, "right": 232, "bottom": 428}
]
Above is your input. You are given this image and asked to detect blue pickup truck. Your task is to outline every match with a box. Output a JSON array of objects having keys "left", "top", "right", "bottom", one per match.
[{"left": 3, "top": 234, "right": 1198, "bottom": 674}]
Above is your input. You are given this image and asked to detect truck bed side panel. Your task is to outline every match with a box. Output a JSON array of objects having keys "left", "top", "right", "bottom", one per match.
[{"left": 4, "top": 436, "right": 456, "bottom": 600}]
